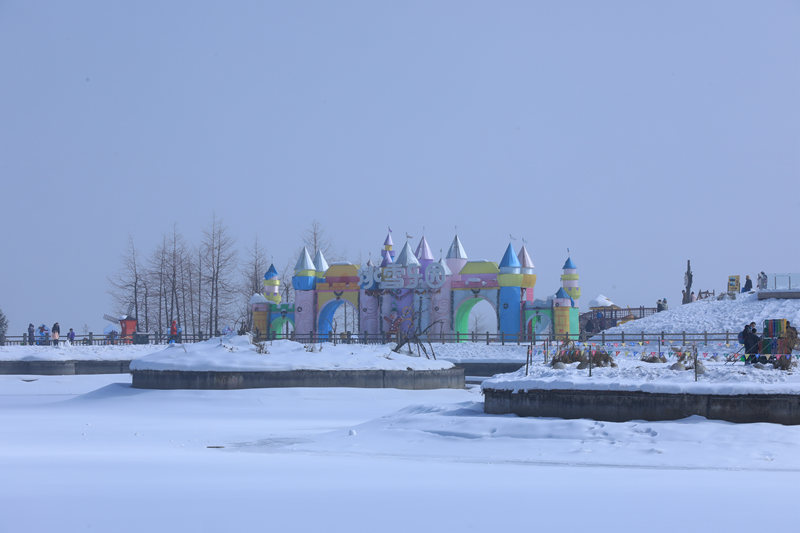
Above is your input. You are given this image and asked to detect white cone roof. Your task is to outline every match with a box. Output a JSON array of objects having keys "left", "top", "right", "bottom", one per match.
[{"left": 294, "top": 248, "right": 315, "bottom": 271}]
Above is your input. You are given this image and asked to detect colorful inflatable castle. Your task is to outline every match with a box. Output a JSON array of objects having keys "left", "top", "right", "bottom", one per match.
[{"left": 252, "top": 231, "right": 581, "bottom": 341}]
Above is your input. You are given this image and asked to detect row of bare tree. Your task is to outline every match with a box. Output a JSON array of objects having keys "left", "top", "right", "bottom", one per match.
[{"left": 109, "top": 218, "right": 333, "bottom": 336}]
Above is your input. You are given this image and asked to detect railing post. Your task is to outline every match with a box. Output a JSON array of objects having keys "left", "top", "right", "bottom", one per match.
[
  {"left": 704, "top": 331, "right": 708, "bottom": 345},
  {"left": 486, "top": 331, "right": 490, "bottom": 345},
  {"left": 501, "top": 332, "right": 505, "bottom": 345},
  {"left": 682, "top": 331, "right": 686, "bottom": 344},
  {"left": 621, "top": 331, "right": 625, "bottom": 343},
  {"left": 601, "top": 331, "right": 605, "bottom": 345}
]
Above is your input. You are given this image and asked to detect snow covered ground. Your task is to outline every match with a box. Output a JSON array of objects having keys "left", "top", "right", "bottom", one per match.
[
  {"left": 483, "top": 357, "right": 800, "bottom": 395},
  {"left": 130, "top": 336, "right": 453, "bottom": 371},
  {"left": 1, "top": 374, "right": 798, "bottom": 532},
  {"left": 0, "top": 342, "right": 159, "bottom": 361},
  {"left": 604, "top": 292, "right": 800, "bottom": 335}
]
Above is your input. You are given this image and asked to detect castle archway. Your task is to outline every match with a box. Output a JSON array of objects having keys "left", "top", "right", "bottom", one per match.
[
  {"left": 454, "top": 297, "right": 498, "bottom": 338},
  {"left": 318, "top": 298, "right": 359, "bottom": 340},
  {"left": 270, "top": 316, "right": 294, "bottom": 339}
]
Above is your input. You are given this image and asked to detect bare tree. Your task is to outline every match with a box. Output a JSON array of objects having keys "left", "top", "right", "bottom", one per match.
[
  {"left": 201, "top": 215, "right": 237, "bottom": 335},
  {"left": 302, "top": 219, "right": 333, "bottom": 259},
  {"left": 108, "top": 236, "right": 144, "bottom": 326},
  {"left": 238, "top": 237, "right": 269, "bottom": 330}
]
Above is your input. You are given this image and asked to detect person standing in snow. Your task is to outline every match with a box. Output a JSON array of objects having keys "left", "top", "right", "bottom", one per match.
[
  {"left": 757, "top": 272, "right": 768, "bottom": 290},
  {"left": 169, "top": 320, "right": 177, "bottom": 343},
  {"left": 661, "top": 298, "right": 668, "bottom": 311},
  {"left": 742, "top": 275, "right": 753, "bottom": 293},
  {"left": 656, "top": 299, "right": 663, "bottom": 312},
  {"left": 690, "top": 291, "right": 697, "bottom": 302},
  {"left": 52, "top": 322, "right": 60, "bottom": 347},
  {"left": 27, "top": 323, "right": 35, "bottom": 345},
  {"left": 743, "top": 322, "right": 761, "bottom": 363},
  {"left": 67, "top": 328, "right": 76, "bottom": 343}
]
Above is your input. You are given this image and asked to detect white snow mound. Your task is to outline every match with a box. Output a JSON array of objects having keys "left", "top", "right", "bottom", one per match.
[
  {"left": 130, "top": 335, "right": 454, "bottom": 372},
  {"left": 603, "top": 293, "right": 800, "bottom": 335}
]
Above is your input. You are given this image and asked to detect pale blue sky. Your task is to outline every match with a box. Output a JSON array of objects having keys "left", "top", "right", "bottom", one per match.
[{"left": 1, "top": 1, "right": 798, "bottom": 334}]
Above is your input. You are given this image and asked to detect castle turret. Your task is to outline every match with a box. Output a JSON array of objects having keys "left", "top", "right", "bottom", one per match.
[
  {"left": 415, "top": 235, "right": 434, "bottom": 268},
  {"left": 383, "top": 231, "right": 395, "bottom": 262},
  {"left": 517, "top": 245, "right": 536, "bottom": 302},
  {"left": 553, "top": 287, "right": 573, "bottom": 337},
  {"left": 394, "top": 240, "right": 420, "bottom": 267},
  {"left": 560, "top": 256, "right": 581, "bottom": 305},
  {"left": 313, "top": 249, "right": 329, "bottom": 284},
  {"left": 263, "top": 264, "right": 281, "bottom": 305},
  {"left": 498, "top": 243, "right": 522, "bottom": 337},
  {"left": 445, "top": 235, "right": 468, "bottom": 276},
  {"left": 292, "top": 248, "right": 316, "bottom": 291}
]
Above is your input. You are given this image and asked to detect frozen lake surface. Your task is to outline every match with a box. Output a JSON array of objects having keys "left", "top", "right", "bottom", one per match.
[{"left": 1, "top": 373, "right": 798, "bottom": 532}]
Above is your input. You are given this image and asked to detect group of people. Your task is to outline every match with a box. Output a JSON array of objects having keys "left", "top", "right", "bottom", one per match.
[
  {"left": 740, "top": 320, "right": 799, "bottom": 365},
  {"left": 656, "top": 298, "right": 669, "bottom": 312},
  {"left": 26, "top": 322, "right": 75, "bottom": 346},
  {"left": 741, "top": 272, "right": 768, "bottom": 293},
  {"left": 740, "top": 322, "right": 761, "bottom": 363}
]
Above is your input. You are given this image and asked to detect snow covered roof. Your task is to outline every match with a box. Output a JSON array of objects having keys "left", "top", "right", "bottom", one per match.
[
  {"left": 249, "top": 293, "right": 269, "bottom": 305},
  {"left": 446, "top": 235, "right": 468, "bottom": 259},
  {"left": 394, "top": 241, "right": 420, "bottom": 267},
  {"left": 294, "top": 248, "right": 315, "bottom": 272},
  {"left": 589, "top": 294, "right": 617, "bottom": 308}
]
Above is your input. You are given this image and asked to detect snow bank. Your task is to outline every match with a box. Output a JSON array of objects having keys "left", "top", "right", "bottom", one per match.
[
  {"left": 130, "top": 336, "right": 453, "bottom": 372},
  {"left": 0, "top": 343, "right": 159, "bottom": 362},
  {"left": 603, "top": 293, "right": 800, "bottom": 335},
  {"left": 482, "top": 357, "right": 800, "bottom": 395}
]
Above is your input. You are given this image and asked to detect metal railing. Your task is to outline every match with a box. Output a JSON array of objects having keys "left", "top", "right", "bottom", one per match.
[{"left": 0, "top": 330, "right": 777, "bottom": 349}]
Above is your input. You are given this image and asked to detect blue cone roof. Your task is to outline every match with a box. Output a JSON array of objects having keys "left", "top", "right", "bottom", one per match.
[
  {"left": 499, "top": 243, "right": 521, "bottom": 269},
  {"left": 264, "top": 264, "right": 278, "bottom": 280},
  {"left": 563, "top": 257, "right": 576, "bottom": 269}
]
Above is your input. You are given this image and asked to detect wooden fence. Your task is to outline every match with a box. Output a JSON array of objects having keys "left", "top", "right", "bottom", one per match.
[{"left": 0, "top": 330, "right": 747, "bottom": 347}]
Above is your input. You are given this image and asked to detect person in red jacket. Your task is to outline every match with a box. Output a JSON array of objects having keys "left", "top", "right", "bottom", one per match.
[{"left": 169, "top": 320, "right": 177, "bottom": 343}]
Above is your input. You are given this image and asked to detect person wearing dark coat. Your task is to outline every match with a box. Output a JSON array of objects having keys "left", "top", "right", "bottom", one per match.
[
  {"left": 743, "top": 322, "right": 760, "bottom": 364},
  {"left": 742, "top": 275, "right": 753, "bottom": 293},
  {"left": 27, "top": 323, "right": 35, "bottom": 345},
  {"left": 52, "top": 322, "right": 61, "bottom": 347}
]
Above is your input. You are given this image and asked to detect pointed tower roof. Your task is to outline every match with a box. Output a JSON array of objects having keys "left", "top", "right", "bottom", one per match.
[
  {"left": 395, "top": 241, "right": 420, "bottom": 267},
  {"left": 366, "top": 258, "right": 374, "bottom": 267},
  {"left": 314, "top": 250, "right": 329, "bottom": 273},
  {"left": 555, "top": 287, "right": 570, "bottom": 299},
  {"left": 380, "top": 249, "right": 393, "bottom": 267},
  {"left": 517, "top": 245, "right": 534, "bottom": 269},
  {"left": 446, "top": 235, "right": 468, "bottom": 259},
  {"left": 264, "top": 264, "right": 278, "bottom": 280},
  {"left": 499, "top": 243, "right": 521, "bottom": 269},
  {"left": 437, "top": 256, "right": 452, "bottom": 276},
  {"left": 384, "top": 232, "right": 394, "bottom": 247},
  {"left": 415, "top": 236, "right": 434, "bottom": 262},
  {"left": 294, "top": 248, "right": 315, "bottom": 271},
  {"left": 563, "top": 257, "right": 576, "bottom": 270}
]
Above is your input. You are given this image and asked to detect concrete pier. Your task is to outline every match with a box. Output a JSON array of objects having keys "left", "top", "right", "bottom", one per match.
[{"left": 483, "top": 387, "right": 800, "bottom": 425}]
